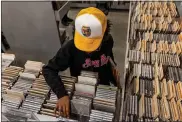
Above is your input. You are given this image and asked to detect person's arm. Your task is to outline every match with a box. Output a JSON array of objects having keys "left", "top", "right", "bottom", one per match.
[
  {"left": 42, "top": 45, "right": 71, "bottom": 98},
  {"left": 108, "top": 34, "right": 117, "bottom": 66},
  {"left": 107, "top": 34, "right": 117, "bottom": 86},
  {"left": 42, "top": 41, "right": 72, "bottom": 117}
]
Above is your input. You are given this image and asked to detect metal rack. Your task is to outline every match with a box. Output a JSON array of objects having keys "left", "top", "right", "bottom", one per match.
[{"left": 118, "top": 2, "right": 132, "bottom": 121}]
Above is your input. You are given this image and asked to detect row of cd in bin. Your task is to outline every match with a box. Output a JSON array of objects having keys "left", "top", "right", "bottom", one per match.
[{"left": 2, "top": 66, "right": 118, "bottom": 121}]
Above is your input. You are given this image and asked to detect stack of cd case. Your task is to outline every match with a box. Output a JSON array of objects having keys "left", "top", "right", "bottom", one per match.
[
  {"left": 71, "top": 95, "right": 92, "bottom": 116},
  {"left": 11, "top": 72, "right": 36, "bottom": 94},
  {"left": 89, "top": 110, "right": 114, "bottom": 121},
  {"left": 2, "top": 89, "right": 25, "bottom": 109},
  {"left": 71, "top": 71, "right": 98, "bottom": 116},
  {"left": 61, "top": 75, "right": 77, "bottom": 98},
  {"left": 40, "top": 74, "right": 77, "bottom": 117},
  {"left": 2, "top": 106, "right": 39, "bottom": 121},
  {"left": 121, "top": 95, "right": 138, "bottom": 121},
  {"left": 20, "top": 75, "right": 50, "bottom": 113},
  {"left": 75, "top": 71, "right": 98, "bottom": 98},
  {"left": 2, "top": 66, "right": 23, "bottom": 93},
  {"left": 40, "top": 91, "right": 59, "bottom": 117},
  {"left": 2, "top": 53, "right": 15, "bottom": 72},
  {"left": 167, "top": 67, "right": 182, "bottom": 82},
  {"left": 93, "top": 85, "right": 117, "bottom": 113},
  {"left": 24, "top": 60, "right": 43, "bottom": 77}
]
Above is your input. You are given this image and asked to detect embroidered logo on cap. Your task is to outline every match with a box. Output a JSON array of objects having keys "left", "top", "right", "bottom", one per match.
[{"left": 81, "top": 26, "right": 91, "bottom": 37}]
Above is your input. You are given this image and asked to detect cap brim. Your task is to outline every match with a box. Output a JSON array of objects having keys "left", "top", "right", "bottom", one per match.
[{"left": 74, "top": 31, "right": 103, "bottom": 52}]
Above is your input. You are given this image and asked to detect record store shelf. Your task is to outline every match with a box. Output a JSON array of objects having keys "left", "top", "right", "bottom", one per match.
[{"left": 121, "top": 1, "right": 182, "bottom": 121}]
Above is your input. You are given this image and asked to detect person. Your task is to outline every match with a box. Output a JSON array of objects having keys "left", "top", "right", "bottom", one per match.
[{"left": 42, "top": 7, "right": 116, "bottom": 118}]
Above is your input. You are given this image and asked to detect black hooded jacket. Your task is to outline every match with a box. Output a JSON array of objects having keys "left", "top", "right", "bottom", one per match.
[{"left": 42, "top": 21, "right": 116, "bottom": 99}]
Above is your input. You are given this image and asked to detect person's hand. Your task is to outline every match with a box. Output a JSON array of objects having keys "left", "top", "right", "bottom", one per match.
[{"left": 54, "top": 96, "right": 70, "bottom": 118}]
